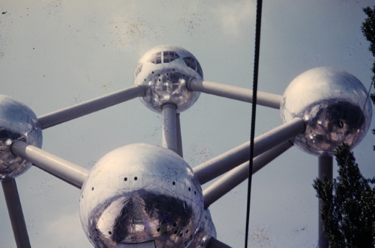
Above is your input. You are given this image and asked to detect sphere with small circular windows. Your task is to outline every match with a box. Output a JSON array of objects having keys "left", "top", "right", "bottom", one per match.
[
  {"left": 134, "top": 45, "right": 203, "bottom": 113},
  {"left": 0, "top": 95, "right": 43, "bottom": 180},
  {"left": 280, "top": 67, "right": 372, "bottom": 156},
  {"left": 79, "top": 143, "right": 205, "bottom": 248}
]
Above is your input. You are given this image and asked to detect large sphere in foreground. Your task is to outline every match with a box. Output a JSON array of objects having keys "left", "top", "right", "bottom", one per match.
[
  {"left": 187, "top": 209, "right": 216, "bottom": 248},
  {"left": 134, "top": 45, "right": 203, "bottom": 113},
  {"left": 79, "top": 143, "right": 204, "bottom": 248},
  {"left": 280, "top": 67, "right": 372, "bottom": 156},
  {"left": 0, "top": 95, "right": 42, "bottom": 179}
]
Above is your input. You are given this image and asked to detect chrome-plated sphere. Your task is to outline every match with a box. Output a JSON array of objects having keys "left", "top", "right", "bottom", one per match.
[
  {"left": 280, "top": 67, "right": 372, "bottom": 156},
  {"left": 188, "top": 209, "right": 216, "bottom": 248},
  {"left": 79, "top": 143, "right": 204, "bottom": 248},
  {"left": 0, "top": 95, "right": 42, "bottom": 180},
  {"left": 134, "top": 45, "right": 203, "bottom": 113}
]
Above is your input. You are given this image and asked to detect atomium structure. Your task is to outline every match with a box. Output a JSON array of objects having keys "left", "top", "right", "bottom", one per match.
[{"left": 0, "top": 45, "right": 372, "bottom": 248}]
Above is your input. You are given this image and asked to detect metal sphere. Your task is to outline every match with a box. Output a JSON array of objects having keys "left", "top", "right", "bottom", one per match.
[
  {"left": 188, "top": 209, "right": 216, "bottom": 248},
  {"left": 134, "top": 45, "right": 203, "bottom": 113},
  {"left": 0, "top": 95, "right": 42, "bottom": 180},
  {"left": 280, "top": 67, "right": 372, "bottom": 156},
  {"left": 79, "top": 143, "right": 204, "bottom": 248}
]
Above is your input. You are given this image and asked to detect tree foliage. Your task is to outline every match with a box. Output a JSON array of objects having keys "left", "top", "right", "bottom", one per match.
[
  {"left": 362, "top": 6, "right": 375, "bottom": 152},
  {"left": 313, "top": 143, "right": 375, "bottom": 248},
  {"left": 362, "top": 6, "right": 375, "bottom": 80}
]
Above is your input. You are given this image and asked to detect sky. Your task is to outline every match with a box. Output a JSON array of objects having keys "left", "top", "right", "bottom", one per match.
[{"left": 0, "top": 0, "right": 374, "bottom": 247}]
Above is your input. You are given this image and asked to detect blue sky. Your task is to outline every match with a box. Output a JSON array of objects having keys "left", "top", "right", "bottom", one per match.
[{"left": 0, "top": 0, "right": 374, "bottom": 247}]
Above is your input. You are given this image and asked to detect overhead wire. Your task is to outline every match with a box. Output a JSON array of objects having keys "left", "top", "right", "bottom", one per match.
[{"left": 245, "top": 0, "right": 263, "bottom": 247}]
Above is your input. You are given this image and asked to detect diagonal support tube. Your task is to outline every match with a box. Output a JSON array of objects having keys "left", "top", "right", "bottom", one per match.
[
  {"left": 187, "top": 79, "right": 282, "bottom": 109},
  {"left": 203, "top": 140, "right": 293, "bottom": 209},
  {"left": 193, "top": 118, "right": 305, "bottom": 185},
  {"left": 11, "top": 141, "right": 88, "bottom": 189},
  {"left": 2, "top": 178, "right": 31, "bottom": 248},
  {"left": 38, "top": 85, "right": 145, "bottom": 129}
]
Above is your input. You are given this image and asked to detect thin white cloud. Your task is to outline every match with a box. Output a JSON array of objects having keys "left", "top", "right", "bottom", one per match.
[{"left": 215, "top": 1, "right": 255, "bottom": 37}]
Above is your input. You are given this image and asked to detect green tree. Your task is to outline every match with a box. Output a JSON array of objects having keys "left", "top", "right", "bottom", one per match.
[
  {"left": 313, "top": 144, "right": 375, "bottom": 247},
  {"left": 362, "top": 6, "right": 375, "bottom": 106},
  {"left": 362, "top": 6, "right": 375, "bottom": 80},
  {"left": 362, "top": 6, "right": 375, "bottom": 152}
]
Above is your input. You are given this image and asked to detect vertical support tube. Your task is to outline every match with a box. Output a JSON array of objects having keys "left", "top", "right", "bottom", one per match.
[
  {"left": 162, "top": 104, "right": 178, "bottom": 153},
  {"left": 2, "top": 178, "right": 31, "bottom": 248},
  {"left": 176, "top": 113, "right": 183, "bottom": 157},
  {"left": 318, "top": 155, "right": 333, "bottom": 248}
]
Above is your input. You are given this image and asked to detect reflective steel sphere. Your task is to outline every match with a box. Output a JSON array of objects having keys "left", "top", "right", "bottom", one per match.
[
  {"left": 280, "top": 67, "right": 372, "bottom": 156},
  {"left": 0, "top": 95, "right": 42, "bottom": 179},
  {"left": 188, "top": 209, "right": 216, "bottom": 248},
  {"left": 79, "top": 143, "right": 204, "bottom": 248},
  {"left": 134, "top": 45, "right": 203, "bottom": 113}
]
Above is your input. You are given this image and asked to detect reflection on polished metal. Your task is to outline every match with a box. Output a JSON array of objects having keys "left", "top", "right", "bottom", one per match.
[
  {"left": 280, "top": 67, "right": 372, "bottom": 156},
  {"left": 188, "top": 209, "right": 216, "bottom": 247},
  {"left": 0, "top": 95, "right": 43, "bottom": 180},
  {"left": 79, "top": 143, "right": 207, "bottom": 248},
  {"left": 134, "top": 45, "right": 202, "bottom": 113}
]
